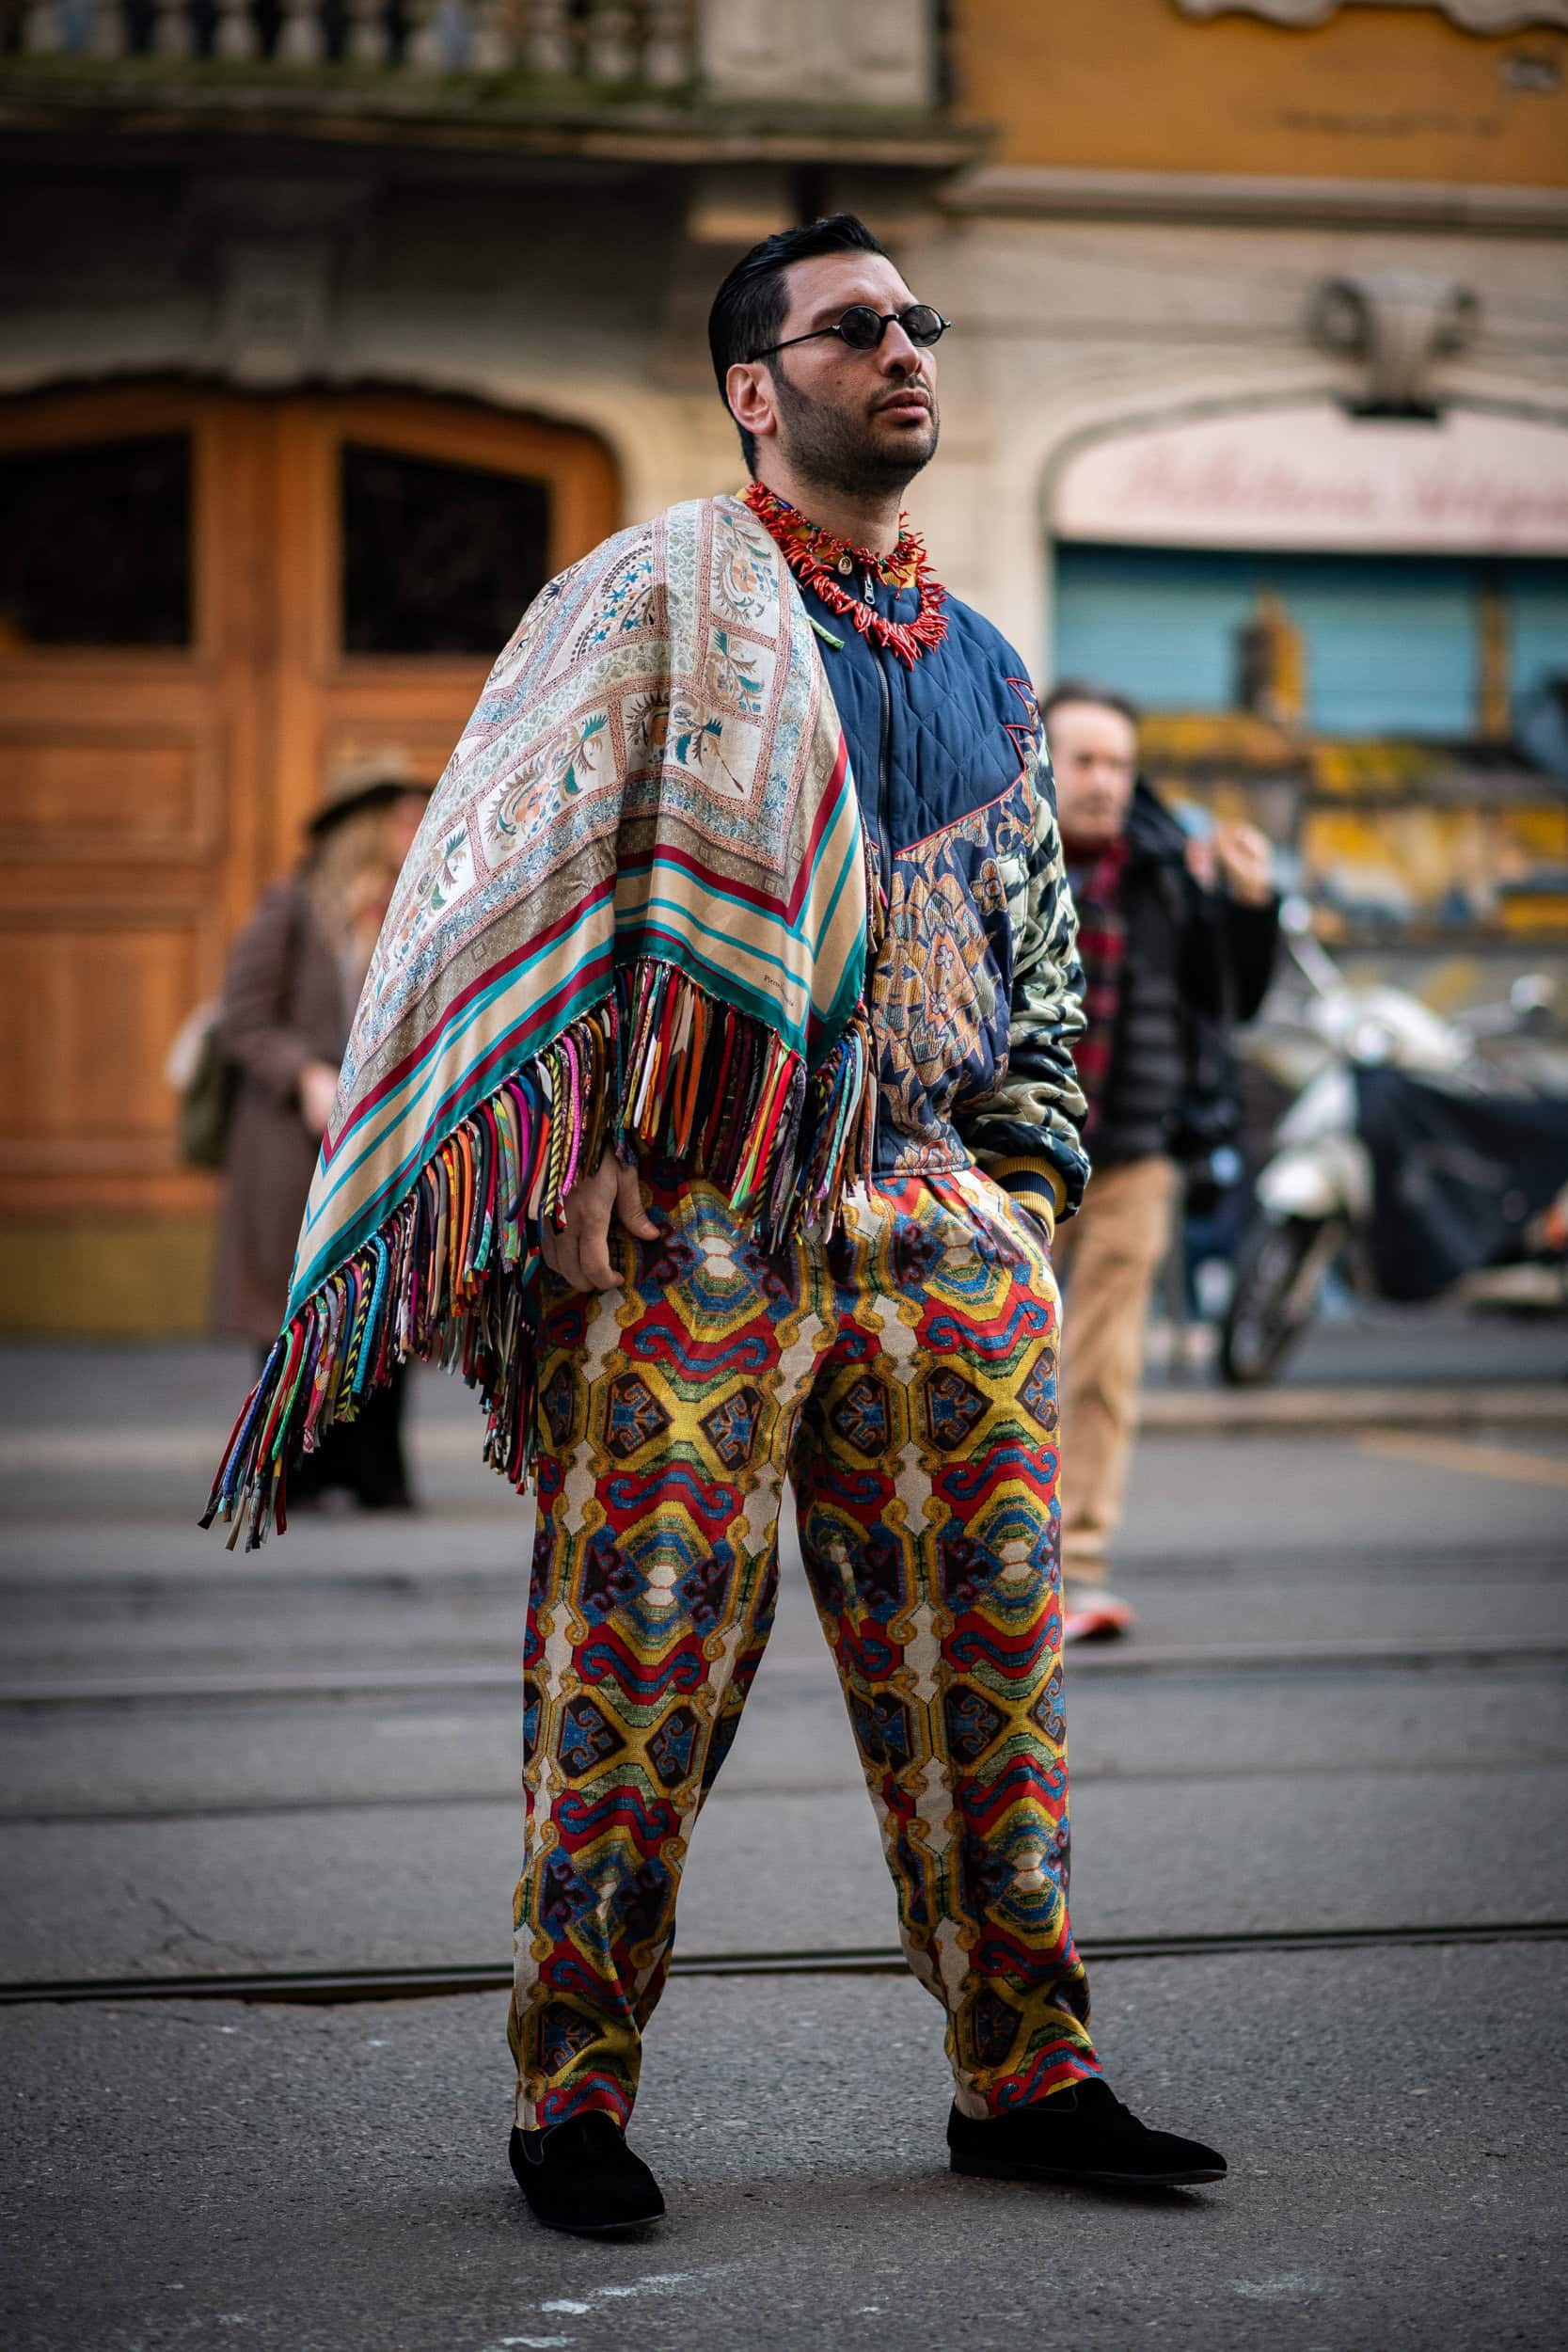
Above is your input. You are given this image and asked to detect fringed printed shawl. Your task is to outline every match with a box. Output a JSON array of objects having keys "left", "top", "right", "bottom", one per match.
[{"left": 205, "top": 496, "right": 872, "bottom": 1548}]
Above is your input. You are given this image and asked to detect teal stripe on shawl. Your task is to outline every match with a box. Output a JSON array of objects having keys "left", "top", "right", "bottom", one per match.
[
  {"left": 288, "top": 948, "right": 612, "bottom": 1311},
  {"left": 206, "top": 496, "right": 874, "bottom": 1549}
]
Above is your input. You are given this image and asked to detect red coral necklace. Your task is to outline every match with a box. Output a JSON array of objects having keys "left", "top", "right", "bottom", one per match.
[{"left": 742, "top": 482, "right": 948, "bottom": 667}]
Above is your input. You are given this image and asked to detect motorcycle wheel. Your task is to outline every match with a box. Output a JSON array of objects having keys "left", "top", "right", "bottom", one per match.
[{"left": 1219, "top": 1214, "right": 1339, "bottom": 1388}]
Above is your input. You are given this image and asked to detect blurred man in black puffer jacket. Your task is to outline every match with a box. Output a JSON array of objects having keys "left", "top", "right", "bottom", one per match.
[{"left": 1042, "top": 682, "right": 1280, "bottom": 1641}]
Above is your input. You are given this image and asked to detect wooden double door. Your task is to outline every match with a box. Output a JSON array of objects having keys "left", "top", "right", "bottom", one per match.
[{"left": 0, "top": 385, "right": 618, "bottom": 1328}]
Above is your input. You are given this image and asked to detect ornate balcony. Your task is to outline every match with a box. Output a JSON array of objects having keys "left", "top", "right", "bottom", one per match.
[
  {"left": 0, "top": 0, "right": 952, "bottom": 124},
  {"left": 8, "top": 0, "right": 693, "bottom": 82}
]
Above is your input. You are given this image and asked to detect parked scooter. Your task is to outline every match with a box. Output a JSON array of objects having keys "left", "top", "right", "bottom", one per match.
[{"left": 1219, "top": 902, "right": 1567, "bottom": 1386}]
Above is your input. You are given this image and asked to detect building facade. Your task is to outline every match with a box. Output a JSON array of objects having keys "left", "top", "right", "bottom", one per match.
[
  {"left": 2, "top": 0, "right": 1565, "bottom": 1328},
  {"left": 937, "top": 1, "right": 1568, "bottom": 1002}
]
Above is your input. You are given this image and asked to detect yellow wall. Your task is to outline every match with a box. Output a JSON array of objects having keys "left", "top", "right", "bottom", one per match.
[
  {"left": 953, "top": 1, "right": 1568, "bottom": 185},
  {"left": 0, "top": 1219, "right": 214, "bottom": 1338}
]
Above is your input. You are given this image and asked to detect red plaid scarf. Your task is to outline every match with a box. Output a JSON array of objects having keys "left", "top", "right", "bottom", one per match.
[{"left": 1064, "top": 834, "right": 1129, "bottom": 1138}]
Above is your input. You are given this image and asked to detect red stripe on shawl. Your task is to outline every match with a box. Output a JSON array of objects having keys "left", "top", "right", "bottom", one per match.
[
  {"left": 420, "top": 942, "right": 618, "bottom": 1145},
  {"left": 614, "top": 732, "right": 850, "bottom": 928},
  {"left": 615, "top": 842, "right": 790, "bottom": 919},
  {"left": 791, "top": 734, "right": 852, "bottom": 923},
  {"left": 323, "top": 874, "right": 618, "bottom": 1163},
  {"left": 323, "top": 729, "right": 850, "bottom": 1165}
]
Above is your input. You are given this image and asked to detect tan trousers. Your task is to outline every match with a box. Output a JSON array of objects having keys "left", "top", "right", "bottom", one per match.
[{"left": 1052, "top": 1153, "right": 1179, "bottom": 1587}]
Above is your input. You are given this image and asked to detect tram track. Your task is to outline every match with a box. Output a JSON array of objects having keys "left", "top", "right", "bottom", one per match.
[
  {"left": 0, "top": 1379, "right": 1562, "bottom": 1480},
  {"left": 2, "top": 1540, "right": 1563, "bottom": 1603},
  {"left": 2, "top": 1632, "right": 1565, "bottom": 1709},
  {"left": 4, "top": 1743, "right": 1566, "bottom": 1828},
  {"left": 3, "top": 1918, "right": 1563, "bottom": 2010}
]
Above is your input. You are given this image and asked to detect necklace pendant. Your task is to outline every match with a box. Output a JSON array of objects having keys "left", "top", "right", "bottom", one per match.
[{"left": 836, "top": 553, "right": 854, "bottom": 576}]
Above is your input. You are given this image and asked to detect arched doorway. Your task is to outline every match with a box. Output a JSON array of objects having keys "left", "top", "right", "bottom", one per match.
[{"left": 0, "top": 384, "right": 619, "bottom": 1330}]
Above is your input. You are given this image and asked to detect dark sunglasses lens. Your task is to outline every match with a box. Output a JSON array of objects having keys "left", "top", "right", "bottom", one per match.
[
  {"left": 836, "top": 306, "right": 883, "bottom": 350},
  {"left": 902, "top": 306, "right": 945, "bottom": 346}
]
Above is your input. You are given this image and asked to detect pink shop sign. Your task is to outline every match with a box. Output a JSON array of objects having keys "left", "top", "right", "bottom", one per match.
[{"left": 1053, "top": 407, "right": 1568, "bottom": 555}]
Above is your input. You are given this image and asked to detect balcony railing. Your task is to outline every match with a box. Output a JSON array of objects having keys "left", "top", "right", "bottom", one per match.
[
  {"left": 8, "top": 0, "right": 696, "bottom": 82},
  {"left": 4, "top": 1, "right": 955, "bottom": 133},
  {"left": 5, "top": 0, "right": 943, "bottom": 108}
]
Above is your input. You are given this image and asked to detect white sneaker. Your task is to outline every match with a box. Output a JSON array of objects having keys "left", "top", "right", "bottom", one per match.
[{"left": 1063, "top": 1589, "right": 1134, "bottom": 1644}]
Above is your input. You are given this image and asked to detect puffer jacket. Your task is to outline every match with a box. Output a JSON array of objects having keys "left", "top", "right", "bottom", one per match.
[{"left": 792, "top": 566, "right": 1090, "bottom": 1231}]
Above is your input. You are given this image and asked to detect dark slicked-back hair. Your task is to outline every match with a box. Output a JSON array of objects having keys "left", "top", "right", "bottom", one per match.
[
  {"left": 708, "top": 214, "right": 891, "bottom": 474},
  {"left": 1041, "top": 679, "right": 1143, "bottom": 731}
]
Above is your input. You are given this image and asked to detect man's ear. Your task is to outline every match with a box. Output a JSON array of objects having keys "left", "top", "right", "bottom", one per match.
[{"left": 726, "top": 360, "right": 776, "bottom": 447}]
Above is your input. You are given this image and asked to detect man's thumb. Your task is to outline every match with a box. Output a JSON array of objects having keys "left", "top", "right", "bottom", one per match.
[{"left": 616, "top": 1158, "right": 659, "bottom": 1235}]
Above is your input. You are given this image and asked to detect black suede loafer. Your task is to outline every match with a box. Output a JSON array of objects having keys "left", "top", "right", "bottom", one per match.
[
  {"left": 948, "top": 2078, "right": 1227, "bottom": 2190},
  {"left": 509, "top": 2111, "right": 665, "bottom": 2235}
]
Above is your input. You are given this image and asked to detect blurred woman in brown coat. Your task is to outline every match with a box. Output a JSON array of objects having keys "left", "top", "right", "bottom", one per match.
[{"left": 210, "top": 758, "right": 430, "bottom": 1508}]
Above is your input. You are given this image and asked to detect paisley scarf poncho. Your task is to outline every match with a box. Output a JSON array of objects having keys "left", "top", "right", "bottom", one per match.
[{"left": 206, "top": 497, "right": 873, "bottom": 1547}]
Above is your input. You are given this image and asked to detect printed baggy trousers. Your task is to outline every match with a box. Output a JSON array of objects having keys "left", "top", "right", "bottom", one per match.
[{"left": 510, "top": 1164, "right": 1099, "bottom": 2128}]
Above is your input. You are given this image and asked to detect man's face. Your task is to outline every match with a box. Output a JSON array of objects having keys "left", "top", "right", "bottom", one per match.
[
  {"left": 1046, "top": 700, "right": 1138, "bottom": 847},
  {"left": 739, "top": 250, "right": 941, "bottom": 500}
]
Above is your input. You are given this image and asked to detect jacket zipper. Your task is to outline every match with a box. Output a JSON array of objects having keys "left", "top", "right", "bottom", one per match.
[
  {"left": 868, "top": 574, "right": 894, "bottom": 887},
  {"left": 868, "top": 580, "right": 894, "bottom": 1176}
]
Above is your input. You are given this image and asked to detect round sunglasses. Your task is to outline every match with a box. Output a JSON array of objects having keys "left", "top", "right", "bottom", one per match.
[{"left": 749, "top": 303, "right": 951, "bottom": 362}]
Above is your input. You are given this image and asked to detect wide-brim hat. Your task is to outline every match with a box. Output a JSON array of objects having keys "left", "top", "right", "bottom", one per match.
[{"left": 309, "top": 750, "right": 433, "bottom": 838}]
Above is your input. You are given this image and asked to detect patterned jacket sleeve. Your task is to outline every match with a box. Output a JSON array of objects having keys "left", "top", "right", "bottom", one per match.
[{"left": 958, "top": 729, "right": 1092, "bottom": 1235}]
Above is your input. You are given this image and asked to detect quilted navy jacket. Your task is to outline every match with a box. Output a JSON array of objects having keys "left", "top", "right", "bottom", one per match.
[{"left": 796, "top": 566, "right": 1091, "bottom": 1228}]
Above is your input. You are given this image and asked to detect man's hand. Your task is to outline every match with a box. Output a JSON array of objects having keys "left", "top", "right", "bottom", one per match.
[
  {"left": 1210, "top": 821, "right": 1275, "bottom": 907},
  {"left": 299, "top": 1059, "right": 341, "bottom": 1137},
  {"left": 539, "top": 1150, "right": 659, "bottom": 1292}
]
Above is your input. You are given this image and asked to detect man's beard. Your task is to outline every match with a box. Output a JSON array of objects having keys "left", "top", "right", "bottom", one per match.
[{"left": 771, "top": 363, "right": 939, "bottom": 503}]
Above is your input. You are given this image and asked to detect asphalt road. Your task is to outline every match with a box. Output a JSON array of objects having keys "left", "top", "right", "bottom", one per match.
[{"left": 2, "top": 1337, "right": 1566, "bottom": 2351}]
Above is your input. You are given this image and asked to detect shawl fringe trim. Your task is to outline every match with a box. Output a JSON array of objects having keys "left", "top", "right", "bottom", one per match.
[{"left": 200, "top": 957, "right": 875, "bottom": 1550}]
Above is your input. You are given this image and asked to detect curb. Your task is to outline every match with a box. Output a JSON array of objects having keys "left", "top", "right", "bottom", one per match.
[{"left": 1137, "top": 1383, "right": 1568, "bottom": 1434}]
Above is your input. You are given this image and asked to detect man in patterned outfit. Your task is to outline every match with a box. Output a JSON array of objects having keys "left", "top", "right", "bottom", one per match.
[{"left": 510, "top": 216, "right": 1227, "bottom": 2233}]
